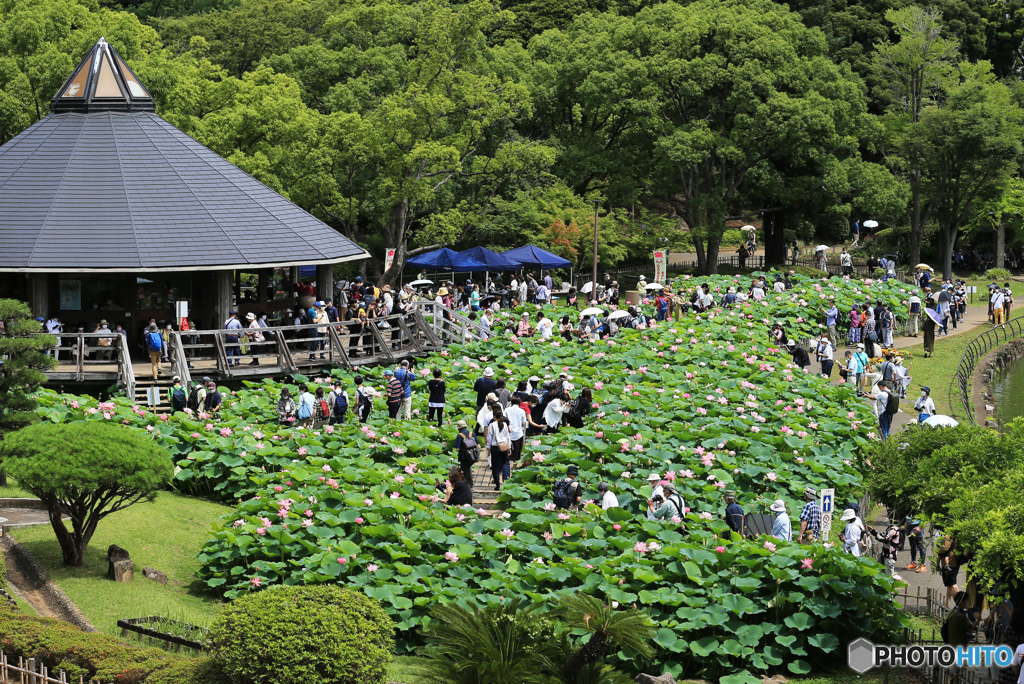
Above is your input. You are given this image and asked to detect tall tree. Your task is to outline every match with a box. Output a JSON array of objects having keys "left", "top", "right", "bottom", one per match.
[
  {"left": 872, "top": 6, "right": 960, "bottom": 268},
  {"left": 0, "top": 299, "right": 55, "bottom": 438},
  {"left": 904, "top": 63, "right": 1024, "bottom": 278},
  {"left": 640, "top": 0, "right": 866, "bottom": 274}
]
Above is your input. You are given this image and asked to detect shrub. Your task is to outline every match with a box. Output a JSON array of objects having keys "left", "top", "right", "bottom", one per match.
[
  {"left": 0, "top": 607, "right": 175, "bottom": 680},
  {"left": 143, "top": 658, "right": 228, "bottom": 684},
  {"left": 986, "top": 267, "right": 1012, "bottom": 281},
  {"left": 209, "top": 585, "right": 394, "bottom": 684}
]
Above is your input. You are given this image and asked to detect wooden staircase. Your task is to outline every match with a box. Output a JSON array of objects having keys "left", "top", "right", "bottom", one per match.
[{"left": 133, "top": 377, "right": 175, "bottom": 415}]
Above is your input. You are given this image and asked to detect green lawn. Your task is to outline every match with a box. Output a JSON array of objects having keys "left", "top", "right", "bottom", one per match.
[{"left": 10, "top": 491, "right": 231, "bottom": 636}]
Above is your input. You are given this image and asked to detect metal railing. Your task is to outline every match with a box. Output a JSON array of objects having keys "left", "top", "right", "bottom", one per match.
[
  {"left": 413, "top": 302, "right": 494, "bottom": 344},
  {"left": 956, "top": 313, "right": 1024, "bottom": 424}
]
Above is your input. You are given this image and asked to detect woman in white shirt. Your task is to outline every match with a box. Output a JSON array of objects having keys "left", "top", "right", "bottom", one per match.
[
  {"left": 840, "top": 509, "right": 862, "bottom": 556},
  {"left": 485, "top": 408, "right": 512, "bottom": 491},
  {"left": 914, "top": 386, "right": 936, "bottom": 422},
  {"left": 543, "top": 396, "right": 565, "bottom": 433}
]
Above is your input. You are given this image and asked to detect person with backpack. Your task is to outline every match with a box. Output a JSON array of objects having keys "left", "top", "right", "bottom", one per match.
[
  {"left": 326, "top": 382, "right": 350, "bottom": 425},
  {"left": 485, "top": 408, "right": 512, "bottom": 491},
  {"left": 553, "top": 465, "right": 583, "bottom": 510},
  {"left": 865, "top": 381, "right": 896, "bottom": 439},
  {"left": 277, "top": 387, "right": 296, "bottom": 424},
  {"left": 185, "top": 381, "right": 204, "bottom": 414},
  {"left": 648, "top": 483, "right": 685, "bottom": 521},
  {"left": 454, "top": 420, "right": 479, "bottom": 485},
  {"left": 296, "top": 383, "right": 316, "bottom": 428},
  {"left": 314, "top": 387, "right": 331, "bottom": 423},
  {"left": 354, "top": 376, "right": 375, "bottom": 423},
  {"left": 144, "top": 323, "right": 163, "bottom": 380},
  {"left": 167, "top": 376, "right": 187, "bottom": 413},
  {"left": 867, "top": 519, "right": 901, "bottom": 575}
]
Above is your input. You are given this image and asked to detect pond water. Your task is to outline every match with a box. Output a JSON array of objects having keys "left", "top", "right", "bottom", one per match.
[{"left": 992, "top": 360, "right": 1024, "bottom": 423}]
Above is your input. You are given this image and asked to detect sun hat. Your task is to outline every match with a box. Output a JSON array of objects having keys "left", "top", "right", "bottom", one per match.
[
  {"left": 456, "top": 419, "right": 467, "bottom": 428},
  {"left": 770, "top": 500, "right": 787, "bottom": 512},
  {"left": 99, "top": 319, "right": 108, "bottom": 324},
  {"left": 723, "top": 489, "right": 737, "bottom": 498},
  {"left": 647, "top": 472, "right": 662, "bottom": 482},
  {"left": 483, "top": 367, "right": 494, "bottom": 377},
  {"left": 246, "top": 312, "right": 256, "bottom": 320},
  {"left": 438, "top": 287, "right": 448, "bottom": 296},
  {"left": 803, "top": 486, "right": 817, "bottom": 499},
  {"left": 521, "top": 312, "right": 529, "bottom": 318},
  {"left": 856, "top": 343, "right": 865, "bottom": 349},
  {"left": 529, "top": 375, "right": 540, "bottom": 383},
  {"left": 786, "top": 339, "right": 796, "bottom": 346},
  {"left": 841, "top": 508, "right": 856, "bottom": 521},
  {"left": 486, "top": 392, "right": 498, "bottom": 402}
]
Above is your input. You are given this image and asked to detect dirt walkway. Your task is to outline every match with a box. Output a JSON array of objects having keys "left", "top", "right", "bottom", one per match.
[
  {"left": 892, "top": 306, "right": 993, "bottom": 350},
  {"left": 0, "top": 537, "right": 93, "bottom": 629}
]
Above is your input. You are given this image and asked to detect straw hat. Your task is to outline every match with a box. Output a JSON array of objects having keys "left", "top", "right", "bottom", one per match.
[{"left": 438, "top": 287, "right": 449, "bottom": 296}]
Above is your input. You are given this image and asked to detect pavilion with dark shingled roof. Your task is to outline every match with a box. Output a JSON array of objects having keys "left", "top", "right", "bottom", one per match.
[{"left": 0, "top": 37, "right": 366, "bottom": 348}]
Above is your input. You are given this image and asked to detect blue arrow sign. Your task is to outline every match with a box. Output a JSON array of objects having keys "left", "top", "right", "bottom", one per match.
[{"left": 821, "top": 495, "right": 833, "bottom": 514}]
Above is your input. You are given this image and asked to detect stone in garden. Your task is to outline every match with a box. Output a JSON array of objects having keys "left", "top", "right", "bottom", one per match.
[
  {"left": 636, "top": 674, "right": 677, "bottom": 684},
  {"left": 112, "top": 559, "right": 133, "bottom": 583},
  {"left": 106, "top": 545, "right": 130, "bottom": 580},
  {"left": 761, "top": 676, "right": 788, "bottom": 684},
  {"left": 142, "top": 567, "right": 167, "bottom": 585}
]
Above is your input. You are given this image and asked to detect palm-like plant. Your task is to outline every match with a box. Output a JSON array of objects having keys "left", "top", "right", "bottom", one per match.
[
  {"left": 555, "top": 594, "right": 656, "bottom": 683},
  {"left": 413, "top": 598, "right": 563, "bottom": 684}
]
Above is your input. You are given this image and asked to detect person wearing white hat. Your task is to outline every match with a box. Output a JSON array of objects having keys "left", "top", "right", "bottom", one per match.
[
  {"left": 474, "top": 367, "right": 497, "bottom": 410},
  {"left": 770, "top": 500, "right": 791, "bottom": 541},
  {"left": 645, "top": 473, "right": 664, "bottom": 521},
  {"left": 246, "top": 312, "right": 264, "bottom": 365},
  {"left": 839, "top": 509, "right": 862, "bottom": 556}
]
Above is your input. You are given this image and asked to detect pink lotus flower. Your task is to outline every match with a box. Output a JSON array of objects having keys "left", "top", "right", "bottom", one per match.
[
  {"left": 801, "top": 558, "right": 814, "bottom": 569},
  {"left": 250, "top": 576, "right": 261, "bottom": 587},
  {"left": 390, "top": 492, "right": 400, "bottom": 499},
  {"left": 764, "top": 541, "right": 777, "bottom": 552},
  {"left": 613, "top": 524, "right": 621, "bottom": 531},
  {"left": 256, "top": 527, "right": 266, "bottom": 536},
  {"left": 445, "top": 551, "right": 459, "bottom": 562},
  {"left": 297, "top": 446, "right": 308, "bottom": 456},
  {"left": 273, "top": 486, "right": 283, "bottom": 492},
  {"left": 368, "top": 564, "right": 379, "bottom": 572},
  {"left": 364, "top": 499, "right": 373, "bottom": 506},
  {"left": 219, "top": 428, "right": 232, "bottom": 437},
  {"left": 633, "top": 542, "right": 648, "bottom": 554},
  {"left": 715, "top": 546, "right": 726, "bottom": 553},
  {"left": 338, "top": 557, "right": 347, "bottom": 564},
  {"left": 355, "top": 517, "right": 364, "bottom": 524}
]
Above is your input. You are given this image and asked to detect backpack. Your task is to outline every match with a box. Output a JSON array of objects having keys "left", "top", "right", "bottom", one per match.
[
  {"left": 171, "top": 387, "right": 187, "bottom": 411},
  {"left": 318, "top": 399, "right": 330, "bottom": 418},
  {"left": 858, "top": 529, "right": 872, "bottom": 553},
  {"left": 186, "top": 386, "right": 200, "bottom": 412},
  {"left": 553, "top": 479, "right": 577, "bottom": 509},
  {"left": 332, "top": 391, "right": 348, "bottom": 417},
  {"left": 146, "top": 332, "right": 163, "bottom": 352},
  {"left": 885, "top": 392, "right": 900, "bottom": 416},
  {"left": 459, "top": 432, "right": 481, "bottom": 464}
]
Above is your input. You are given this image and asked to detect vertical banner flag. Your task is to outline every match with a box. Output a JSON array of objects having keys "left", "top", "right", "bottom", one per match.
[
  {"left": 385, "top": 248, "right": 398, "bottom": 273},
  {"left": 653, "top": 250, "right": 668, "bottom": 283}
]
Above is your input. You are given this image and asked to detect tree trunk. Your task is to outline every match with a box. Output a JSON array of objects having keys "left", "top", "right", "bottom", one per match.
[
  {"left": 763, "top": 212, "right": 787, "bottom": 266},
  {"left": 939, "top": 224, "right": 958, "bottom": 280},
  {"left": 706, "top": 230, "right": 723, "bottom": 275},
  {"left": 379, "top": 200, "right": 410, "bottom": 287},
  {"left": 561, "top": 631, "right": 608, "bottom": 683},
  {"left": 49, "top": 508, "right": 83, "bottom": 567},
  {"left": 908, "top": 175, "right": 923, "bottom": 268},
  {"left": 997, "top": 220, "right": 1006, "bottom": 269}
]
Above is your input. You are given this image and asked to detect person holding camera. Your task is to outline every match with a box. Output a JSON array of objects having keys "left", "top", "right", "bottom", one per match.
[{"left": 648, "top": 483, "right": 685, "bottom": 521}]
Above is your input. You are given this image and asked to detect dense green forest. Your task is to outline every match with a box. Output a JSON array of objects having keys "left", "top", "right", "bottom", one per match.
[{"left": 2, "top": 0, "right": 1024, "bottom": 279}]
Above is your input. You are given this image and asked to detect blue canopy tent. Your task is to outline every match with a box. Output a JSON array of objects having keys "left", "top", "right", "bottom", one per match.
[
  {"left": 500, "top": 245, "right": 572, "bottom": 269},
  {"left": 458, "top": 246, "right": 521, "bottom": 271},
  {"left": 406, "top": 247, "right": 488, "bottom": 271}
]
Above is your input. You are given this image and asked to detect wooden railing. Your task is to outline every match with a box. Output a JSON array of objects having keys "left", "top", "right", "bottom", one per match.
[
  {"left": 164, "top": 309, "right": 442, "bottom": 379},
  {"left": 0, "top": 651, "right": 111, "bottom": 683},
  {"left": 43, "top": 332, "right": 134, "bottom": 395},
  {"left": 412, "top": 301, "right": 494, "bottom": 345}
]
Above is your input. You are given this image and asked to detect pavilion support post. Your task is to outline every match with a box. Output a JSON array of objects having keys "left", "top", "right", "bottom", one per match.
[
  {"left": 214, "top": 270, "right": 233, "bottom": 328},
  {"left": 290, "top": 266, "right": 300, "bottom": 287},
  {"left": 28, "top": 274, "right": 48, "bottom": 320},
  {"left": 317, "top": 264, "right": 333, "bottom": 303}
]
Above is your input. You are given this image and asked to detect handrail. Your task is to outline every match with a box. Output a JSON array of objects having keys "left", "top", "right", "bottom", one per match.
[
  {"left": 955, "top": 313, "right": 1024, "bottom": 425},
  {"left": 117, "top": 333, "right": 136, "bottom": 399},
  {"left": 172, "top": 333, "right": 191, "bottom": 388},
  {"left": 412, "top": 301, "right": 494, "bottom": 343}
]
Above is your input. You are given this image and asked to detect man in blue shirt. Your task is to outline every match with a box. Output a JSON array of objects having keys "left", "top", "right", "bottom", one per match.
[
  {"left": 223, "top": 311, "right": 242, "bottom": 367},
  {"left": 394, "top": 360, "right": 414, "bottom": 420},
  {"left": 851, "top": 219, "right": 860, "bottom": 247},
  {"left": 770, "top": 500, "right": 792, "bottom": 540}
]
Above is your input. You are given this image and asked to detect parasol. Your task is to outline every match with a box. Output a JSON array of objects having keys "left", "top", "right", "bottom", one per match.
[
  {"left": 409, "top": 279, "right": 434, "bottom": 287},
  {"left": 581, "top": 282, "right": 594, "bottom": 293},
  {"left": 608, "top": 309, "right": 630, "bottom": 320},
  {"left": 644, "top": 283, "right": 664, "bottom": 290},
  {"left": 740, "top": 225, "right": 756, "bottom": 231},
  {"left": 863, "top": 220, "right": 879, "bottom": 228},
  {"left": 925, "top": 308, "right": 943, "bottom": 326},
  {"left": 580, "top": 307, "right": 604, "bottom": 316},
  {"left": 815, "top": 245, "right": 829, "bottom": 252},
  {"left": 915, "top": 264, "right": 933, "bottom": 271},
  {"left": 923, "top": 415, "right": 959, "bottom": 428}
]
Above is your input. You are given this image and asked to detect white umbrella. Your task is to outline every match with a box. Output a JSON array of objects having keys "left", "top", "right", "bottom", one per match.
[
  {"left": 608, "top": 309, "right": 630, "bottom": 320},
  {"left": 815, "top": 245, "right": 829, "bottom": 252},
  {"left": 581, "top": 282, "right": 594, "bottom": 293},
  {"left": 409, "top": 279, "right": 433, "bottom": 287},
  {"left": 580, "top": 307, "right": 604, "bottom": 316},
  {"left": 923, "top": 415, "right": 959, "bottom": 428},
  {"left": 863, "top": 220, "right": 879, "bottom": 228},
  {"left": 644, "top": 283, "right": 664, "bottom": 290},
  {"left": 740, "top": 225, "right": 756, "bottom": 231}
]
